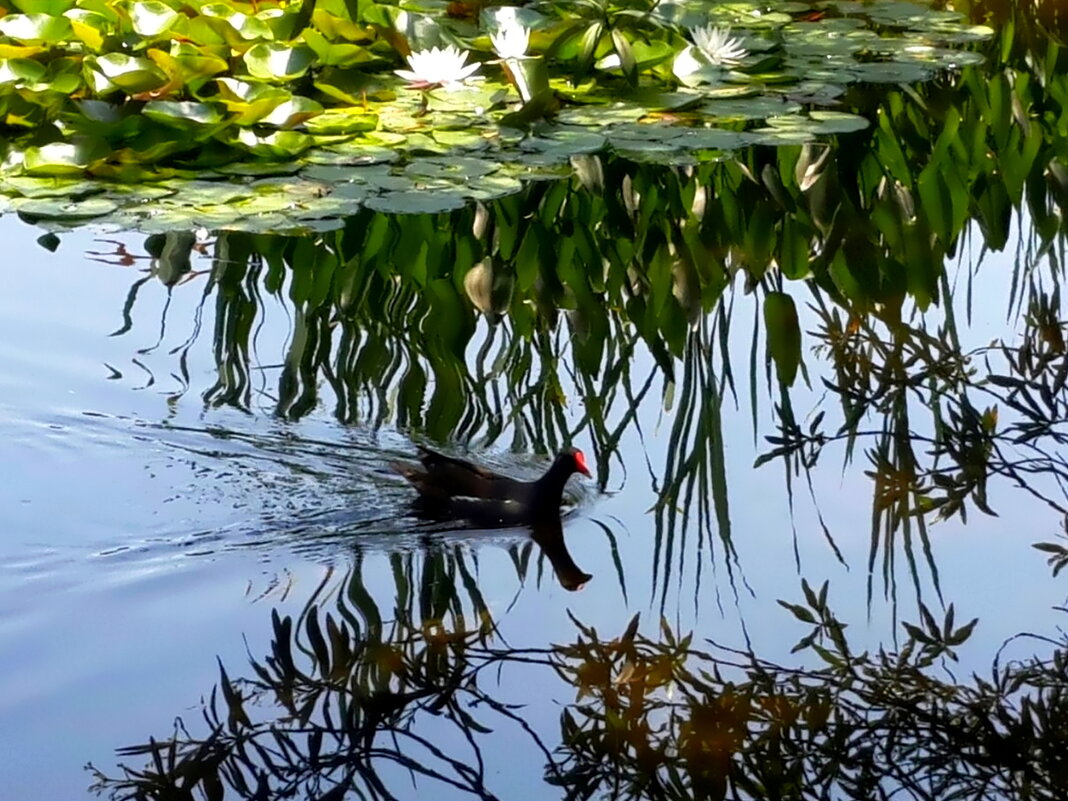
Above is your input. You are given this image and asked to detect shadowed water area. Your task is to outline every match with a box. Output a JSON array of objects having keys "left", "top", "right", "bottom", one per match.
[{"left": 4, "top": 0, "right": 1068, "bottom": 799}]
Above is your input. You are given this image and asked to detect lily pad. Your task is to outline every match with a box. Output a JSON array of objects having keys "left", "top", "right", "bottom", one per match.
[
  {"left": 233, "top": 129, "right": 313, "bottom": 158},
  {"left": 216, "top": 162, "right": 302, "bottom": 177},
  {"left": 157, "top": 180, "right": 252, "bottom": 206},
  {"left": 17, "top": 196, "right": 118, "bottom": 221},
  {"left": 0, "top": 175, "right": 105, "bottom": 198},
  {"left": 0, "top": 13, "right": 73, "bottom": 42},
  {"left": 405, "top": 156, "right": 497, "bottom": 180},
  {"left": 303, "top": 109, "right": 378, "bottom": 135},
  {"left": 23, "top": 138, "right": 109, "bottom": 175},
  {"left": 259, "top": 96, "right": 324, "bottom": 128},
  {"left": 701, "top": 95, "right": 802, "bottom": 120},
  {"left": 329, "top": 182, "right": 371, "bottom": 202},
  {"left": 556, "top": 104, "right": 645, "bottom": 127},
  {"left": 463, "top": 172, "right": 524, "bottom": 200},
  {"left": 244, "top": 42, "right": 316, "bottom": 81},
  {"left": 88, "top": 53, "right": 167, "bottom": 94},
  {"left": 365, "top": 190, "right": 467, "bottom": 215},
  {"left": 0, "top": 58, "right": 46, "bottom": 84},
  {"left": 675, "top": 128, "right": 753, "bottom": 150},
  {"left": 13, "top": 0, "right": 76, "bottom": 13},
  {"left": 748, "top": 127, "right": 817, "bottom": 146},
  {"left": 143, "top": 100, "right": 225, "bottom": 128},
  {"left": 130, "top": 1, "right": 180, "bottom": 37},
  {"left": 806, "top": 110, "right": 870, "bottom": 133},
  {"left": 523, "top": 128, "right": 607, "bottom": 157},
  {"left": 302, "top": 144, "right": 397, "bottom": 166}
]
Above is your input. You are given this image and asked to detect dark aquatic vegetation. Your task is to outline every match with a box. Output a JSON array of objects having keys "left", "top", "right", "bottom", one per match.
[{"left": 394, "top": 445, "right": 592, "bottom": 527}]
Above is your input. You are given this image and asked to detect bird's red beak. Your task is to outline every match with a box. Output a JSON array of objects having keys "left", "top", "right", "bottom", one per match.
[{"left": 574, "top": 449, "right": 591, "bottom": 477}]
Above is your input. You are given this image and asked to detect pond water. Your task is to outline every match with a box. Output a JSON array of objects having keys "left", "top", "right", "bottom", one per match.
[{"left": 2, "top": 192, "right": 1066, "bottom": 799}]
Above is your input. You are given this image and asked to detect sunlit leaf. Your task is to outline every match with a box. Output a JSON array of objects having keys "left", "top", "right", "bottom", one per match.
[
  {"left": 232, "top": 128, "right": 313, "bottom": 158},
  {"left": 64, "top": 9, "right": 110, "bottom": 51},
  {"left": 13, "top": 0, "right": 75, "bottom": 13},
  {"left": 143, "top": 100, "right": 225, "bottom": 127},
  {"left": 301, "top": 29, "right": 375, "bottom": 68},
  {"left": 87, "top": 53, "right": 167, "bottom": 94},
  {"left": 0, "top": 13, "right": 72, "bottom": 42},
  {"left": 244, "top": 42, "right": 316, "bottom": 81},
  {"left": 259, "top": 96, "right": 323, "bottom": 128},
  {"left": 23, "top": 138, "right": 109, "bottom": 175},
  {"left": 0, "top": 58, "right": 46, "bottom": 85},
  {"left": 130, "top": 1, "right": 180, "bottom": 36},
  {"left": 303, "top": 109, "right": 379, "bottom": 135}
]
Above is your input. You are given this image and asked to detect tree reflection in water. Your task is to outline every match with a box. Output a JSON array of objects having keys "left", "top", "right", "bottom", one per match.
[{"left": 92, "top": 575, "right": 1068, "bottom": 800}]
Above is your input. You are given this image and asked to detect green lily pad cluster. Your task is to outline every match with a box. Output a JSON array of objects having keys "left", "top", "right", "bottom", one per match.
[
  {"left": 0, "top": 148, "right": 556, "bottom": 231},
  {"left": 0, "top": 0, "right": 991, "bottom": 226}
]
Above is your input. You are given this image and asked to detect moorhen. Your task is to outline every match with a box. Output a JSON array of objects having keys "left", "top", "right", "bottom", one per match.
[{"left": 394, "top": 445, "right": 592, "bottom": 526}]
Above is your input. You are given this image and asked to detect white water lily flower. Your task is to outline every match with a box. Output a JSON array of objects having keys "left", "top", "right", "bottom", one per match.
[
  {"left": 691, "top": 25, "right": 748, "bottom": 67},
  {"left": 490, "top": 13, "right": 530, "bottom": 60},
  {"left": 395, "top": 45, "right": 481, "bottom": 88}
]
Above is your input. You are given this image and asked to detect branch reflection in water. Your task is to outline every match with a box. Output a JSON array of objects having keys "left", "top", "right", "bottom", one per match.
[{"left": 91, "top": 577, "right": 1068, "bottom": 801}]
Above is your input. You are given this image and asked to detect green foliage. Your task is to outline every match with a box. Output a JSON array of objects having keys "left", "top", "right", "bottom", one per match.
[{"left": 0, "top": 0, "right": 989, "bottom": 179}]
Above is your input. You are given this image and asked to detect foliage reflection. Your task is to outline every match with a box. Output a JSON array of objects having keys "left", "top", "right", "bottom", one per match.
[{"left": 92, "top": 575, "right": 1068, "bottom": 800}]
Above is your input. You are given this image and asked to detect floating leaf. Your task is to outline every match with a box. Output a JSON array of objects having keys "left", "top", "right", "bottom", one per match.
[
  {"left": 702, "top": 95, "right": 800, "bottom": 120},
  {"left": 0, "top": 175, "right": 105, "bottom": 198},
  {"left": 143, "top": 100, "right": 225, "bottom": 127},
  {"left": 23, "top": 138, "right": 109, "bottom": 175},
  {"left": 365, "top": 190, "right": 467, "bottom": 215},
  {"left": 87, "top": 53, "right": 167, "bottom": 94},
  {"left": 302, "top": 108, "right": 378, "bottom": 135},
  {"left": 301, "top": 29, "right": 375, "bottom": 68},
  {"left": 0, "top": 58, "right": 46, "bottom": 85},
  {"left": 0, "top": 42, "right": 47, "bottom": 58},
  {"left": 65, "top": 9, "right": 109, "bottom": 51},
  {"left": 259, "top": 96, "right": 323, "bottom": 128},
  {"left": 147, "top": 45, "right": 229, "bottom": 90},
  {"left": 233, "top": 128, "right": 313, "bottom": 158},
  {"left": 13, "top": 0, "right": 76, "bottom": 13},
  {"left": 524, "top": 128, "right": 606, "bottom": 157},
  {"left": 17, "top": 196, "right": 118, "bottom": 221},
  {"left": 313, "top": 67, "right": 379, "bottom": 105},
  {"left": 464, "top": 172, "right": 524, "bottom": 200},
  {"left": 244, "top": 42, "right": 315, "bottom": 81},
  {"left": 130, "top": 1, "right": 180, "bottom": 36},
  {"left": 404, "top": 157, "right": 497, "bottom": 181},
  {"left": 216, "top": 162, "right": 301, "bottom": 177},
  {"left": 199, "top": 3, "right": 271, "bottom": 40},
  {"left": 748, "top": 127, "right": 816, "bottom": 146},
  {"left": 215, "top": 77, "right": 290, "bottom": 124},
  {"left": 303, "top": 143, "right": 396, "bottom": 165},
  {"left": 0, "top": 13, "right": 73, "bottom": 42},
  {"left": 807, "top": 110, "right": 870, "bottom": 133}
]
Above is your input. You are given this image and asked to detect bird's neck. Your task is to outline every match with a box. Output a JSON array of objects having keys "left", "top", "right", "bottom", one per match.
[{"left": 535, "top": 457, "right": 574, "bottom": 504}]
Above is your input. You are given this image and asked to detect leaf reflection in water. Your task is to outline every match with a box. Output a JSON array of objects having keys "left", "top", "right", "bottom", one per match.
[{"left": 91, "top": 580, "right": 1068, "bottom": 801}]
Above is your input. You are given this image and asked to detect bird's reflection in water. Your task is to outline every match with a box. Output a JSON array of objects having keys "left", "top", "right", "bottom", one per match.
[
  {"left": 530, "top": 516, "right": 593, "bottom": 592},
  {"left": 406, "top": 505, "right": 594, "bottom": 593}
]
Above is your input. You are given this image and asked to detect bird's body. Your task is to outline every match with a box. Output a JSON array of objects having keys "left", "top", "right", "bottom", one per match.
[{"left": 394, "top": 445, "right": 591, "bottom": 526}]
